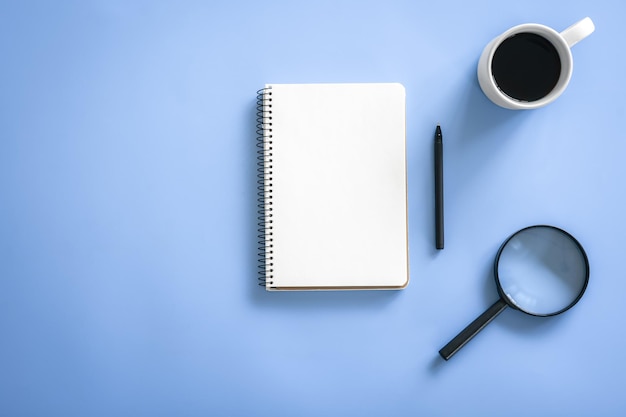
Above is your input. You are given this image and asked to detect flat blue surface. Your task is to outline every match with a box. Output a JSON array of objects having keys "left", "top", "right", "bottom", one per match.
[{"left": 1, "top": 1, "right": 625, "bottom": 416}]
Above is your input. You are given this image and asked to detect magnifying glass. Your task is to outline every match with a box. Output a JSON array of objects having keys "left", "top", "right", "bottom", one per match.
[{"left": 439, "top": 225, "right": 589, "bottom": 360}]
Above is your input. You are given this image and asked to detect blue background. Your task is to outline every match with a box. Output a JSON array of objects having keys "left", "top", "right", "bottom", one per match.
[{"left": 1, "top": 1, "right": 625, "bottom": 416}]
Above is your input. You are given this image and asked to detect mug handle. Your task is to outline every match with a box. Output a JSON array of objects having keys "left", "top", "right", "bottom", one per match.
[{"left": 561, "top": 17, "right": 595, "bottom": 48}]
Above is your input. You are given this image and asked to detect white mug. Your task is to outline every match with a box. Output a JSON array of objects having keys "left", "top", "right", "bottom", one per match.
[{"left": 477, "top": 17, "right": 595, "bottom": 110}]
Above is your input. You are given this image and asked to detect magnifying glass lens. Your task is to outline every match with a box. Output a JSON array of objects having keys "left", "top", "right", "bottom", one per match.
[{"left": 497, "top": 227, "right": 588, "bottom": 316}]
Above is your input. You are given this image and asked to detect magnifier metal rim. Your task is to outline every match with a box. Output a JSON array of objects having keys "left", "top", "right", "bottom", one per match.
[{"left": 493, "top": 225, "right": 590, "bottom": 317}]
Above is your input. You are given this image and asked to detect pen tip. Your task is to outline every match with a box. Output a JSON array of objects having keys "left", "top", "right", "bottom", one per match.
[{"left": 435, "top": 124, "right": 442, "bottom": 135}]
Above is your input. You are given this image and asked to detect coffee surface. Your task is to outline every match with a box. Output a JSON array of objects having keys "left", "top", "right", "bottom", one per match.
[{"left": 491, "top": 32, "right": 561, "bottom": 102}]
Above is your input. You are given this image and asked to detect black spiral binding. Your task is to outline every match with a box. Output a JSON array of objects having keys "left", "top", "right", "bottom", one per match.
[{"left": 256, "top": 87, "right": 273, "bottom": 287}]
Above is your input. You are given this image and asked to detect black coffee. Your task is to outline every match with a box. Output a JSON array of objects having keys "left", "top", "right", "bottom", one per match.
[{"left": 491, "top": 32, "right": 561, "bottom": 102}]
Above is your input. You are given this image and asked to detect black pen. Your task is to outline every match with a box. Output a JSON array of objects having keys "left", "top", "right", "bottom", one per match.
[{"left": 435, "top": 124, "right": 444, "bottom": 250}]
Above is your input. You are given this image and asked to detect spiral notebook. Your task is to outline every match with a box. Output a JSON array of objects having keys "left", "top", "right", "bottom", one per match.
[{"left": 256, "top": 83, "right": 409, "bottom": 290}]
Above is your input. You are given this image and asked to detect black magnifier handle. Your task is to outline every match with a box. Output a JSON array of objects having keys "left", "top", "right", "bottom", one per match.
[{"left": 439, "top": 298, "right": 508, "bottom": 360}]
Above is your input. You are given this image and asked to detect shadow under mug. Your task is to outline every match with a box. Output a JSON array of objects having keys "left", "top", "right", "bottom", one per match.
[{"left": 478, "top": 17, "right": 595, "bottom": 110}]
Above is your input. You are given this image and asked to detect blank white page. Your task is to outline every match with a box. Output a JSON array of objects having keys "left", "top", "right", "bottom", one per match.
[{"left": 264, "top": 83, "right": 408, "bottom": 290}]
